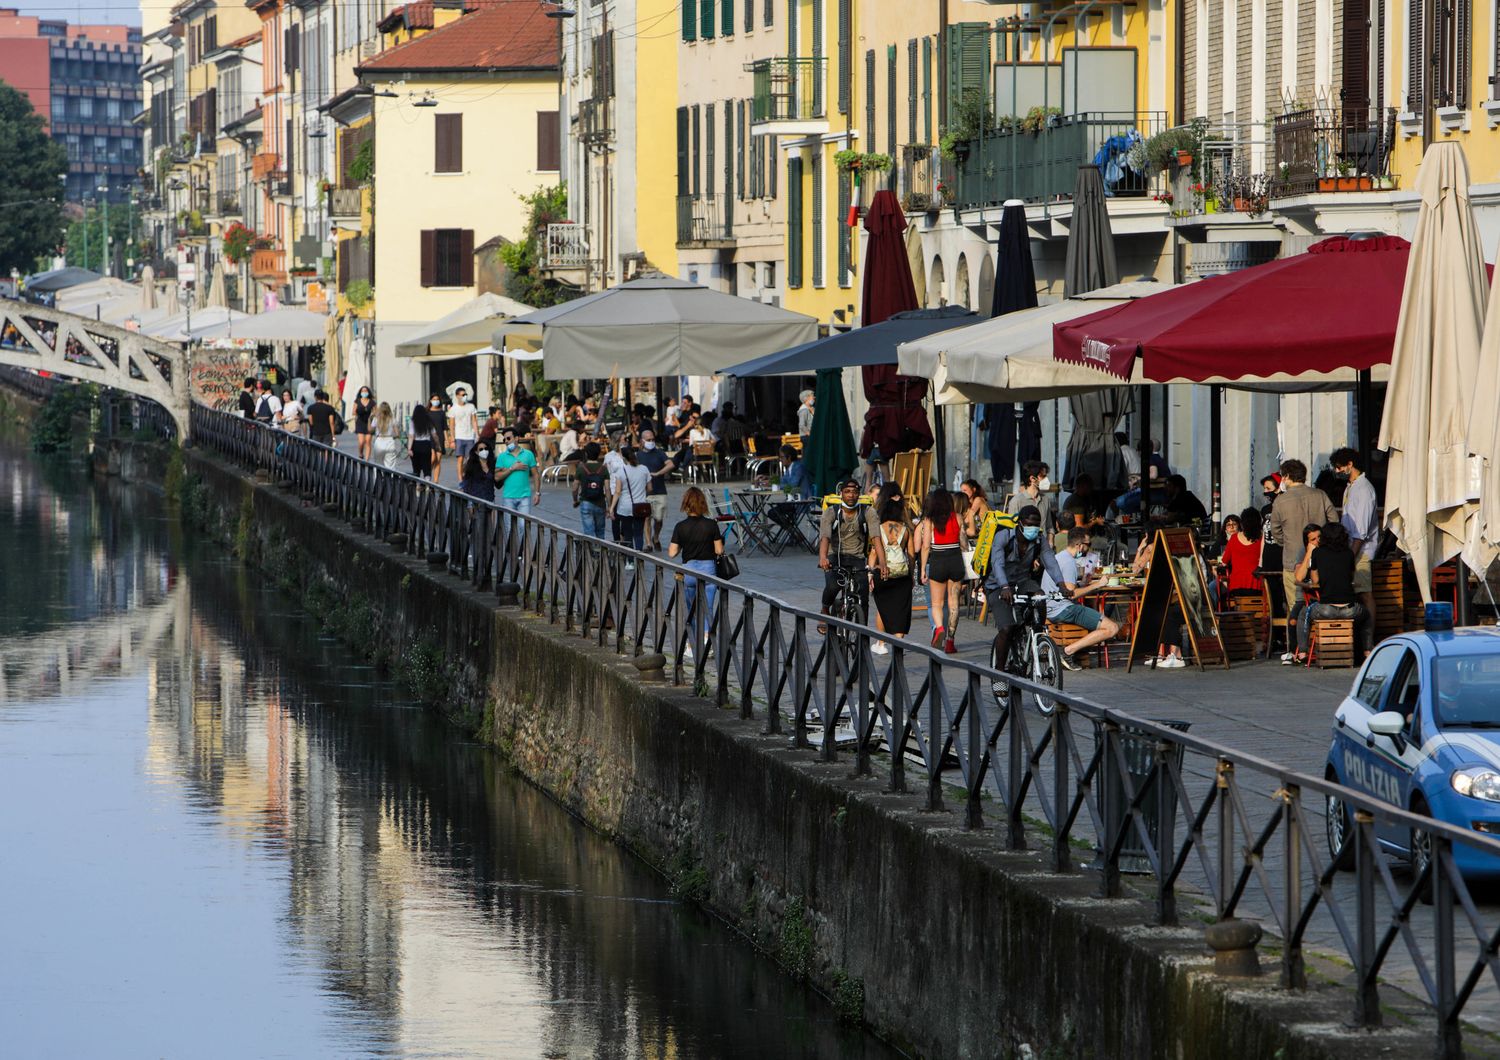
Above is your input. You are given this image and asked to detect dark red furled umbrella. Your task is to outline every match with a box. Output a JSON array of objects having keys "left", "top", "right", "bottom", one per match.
[
  {"left": 858, "top": 189, "right": 932, "bottom": 459},
  {"left": 1053, "top": 235, "right": 1414, "bottom": 382}
]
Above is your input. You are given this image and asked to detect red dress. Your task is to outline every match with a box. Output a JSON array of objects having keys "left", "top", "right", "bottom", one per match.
[{"left": 1223, "top": 535, "right": 1264, "bottom": 592}]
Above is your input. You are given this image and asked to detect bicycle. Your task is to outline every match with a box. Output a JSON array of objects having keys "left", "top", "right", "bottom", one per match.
[
  {"left": 989, "top": 591, "right": 1066, "bottom": 716},
  {"left": 826, "top": 554, "right": 869, "bottom": 665}
]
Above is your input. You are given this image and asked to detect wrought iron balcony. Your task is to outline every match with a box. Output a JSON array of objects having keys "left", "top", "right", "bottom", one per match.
[
  {"left": 329, "top": 187, "right": 362, "bottom": 220},
  {"left": 251, "top": 151, "right": 280, "bottom": 181},
  {"left": 578, "top": 97, "right": 612, "bottom": 145},
  {"left": 216, "top": 191, "right": 240, "bottom": 216},
  {"left": 746, "top": 57, "right": 827, "bottom": 134},
  {"left": 540, "top": 223, "right": 589, "bottom": 270},
  {"left": 1271, "top": 107, "right": 1397, "bottom": 197},
  {"left": 676, "top": 194, "right": 733, "bottom": 247}
]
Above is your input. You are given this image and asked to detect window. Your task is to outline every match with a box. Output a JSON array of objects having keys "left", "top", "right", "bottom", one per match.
[
  {"left": 787, "top": 157, "right": 802, "bottom": 287},
  {"left": 1354, "top": 644, "right": 1405, "bottom": 708},
  {"left": 420, "top": 228, "right": 474, "bottom": 287},
  {"left": 736, "top": 100, "right": 746, "bottom": 199},
  {"left": 435, "top": 113, "right": 463, "bottom": 173},
  {"left": 700, "top": 0, "right": 715, "bottom": 39},
  {"left": 79, "top": 96, "right": 93, "bottom": 119},
  {"left": 837, "top": 0, "right": 851, "bottom": 114},
  {"left": 722, "top": 0, "right": 734, "bottom": 36},
  {"left": 744, "top": 0, "right": 753, "bottom": 33},
  {"left": 865, "top": 50, "right": 876, "bottom": 153},
  {"left": 536, "top": 111, "right": 559, "bottom": 170},
  {"left": 677, "top": 106, "right": 690, "bottom": 196},
  {"left": 945, "top": 23, "right": 990, "bottom": 127},
  {"left": 724, "top": 101, "right": 734, "bottom": 204},
  {"left": 811, "top": 147, "right": 823, "bottom": 287},
  {"left": 683, "top": 0, "right": 697, "bottom": 41},
  {"left": 692, "top": 105, "right": 701, "bottom": 196},
  {"left": 706, "top": 103, "right": 716, "bottom": 201},
  {"left": 811, "top": 0, "right": 824, "bottom": 114},
  {"left": 764, "top": 0, "right": 774, "bottom": 28}
]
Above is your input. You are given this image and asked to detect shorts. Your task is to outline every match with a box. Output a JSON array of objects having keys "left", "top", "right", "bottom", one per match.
[
  {"left": 926, "top": 547, "right": 966, "bottom": 583},
  {"left": 1353, "top": 555, "right": 1373, "bottom": 594},
  {"left": 987, "top": 578, "right": 1042, "bottom": 629},
  {"left": 1049, "top": 602, "right": 1102, "bottom": 631},
  {"left": 648, "top": 495, "right": 667, "bottom": 523},
  {"left": 454, "top": 438, "right": 475, "bottom": 459}
]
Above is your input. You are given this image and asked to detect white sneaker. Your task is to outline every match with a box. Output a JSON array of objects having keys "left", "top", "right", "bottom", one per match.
[
  {"left": 1159, "top": 655, "right": 1186, "bottom": 669},
  {"left": 624, "top": 561, "right": 636, "bottom": 572},
  {"left": 871, "top": 641, "right": 890, "bottom": 656},
  {"left": 1280, "top": 651, "right": 1297, "bottom": 663}
]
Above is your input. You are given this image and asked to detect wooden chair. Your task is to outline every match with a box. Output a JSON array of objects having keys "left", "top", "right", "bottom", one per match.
[
  {"left": 688, "top": 441, "right": 719, "bottom": 483},
  {"left": 1260, "top": 579, "right": 1293, "bottom": 658},
  {"left": 1226, "top": 592, "right": 1268, "bottom": 655},
  {"left": 1308, "top": 618, "right": 1357, "bottom": 668},
  {"left": 780, "top": 433, "right": 803, "bottom": 452},
  {"left": 1047, "top": 621, "right": 1094, "bottom": 667}
]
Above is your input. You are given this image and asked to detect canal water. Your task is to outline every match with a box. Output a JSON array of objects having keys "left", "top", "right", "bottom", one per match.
[{"left": 0, "top": 439, "right": 896, "bottom": 1059}]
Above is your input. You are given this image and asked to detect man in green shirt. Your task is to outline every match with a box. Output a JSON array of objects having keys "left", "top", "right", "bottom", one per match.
[{"left": 494, "top": 427, "right": 540, "bottom": 519}]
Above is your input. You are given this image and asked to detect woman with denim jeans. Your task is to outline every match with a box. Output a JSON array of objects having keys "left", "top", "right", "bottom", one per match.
[
  {"left": 669, "top": 487, "right": 724, "bottom": 637},
  {"left": 610, "top": 445, "right": 651, "bottom": 563},
  {"left": 1291, "top": 521, "right": 1365, "bottom": 664}
]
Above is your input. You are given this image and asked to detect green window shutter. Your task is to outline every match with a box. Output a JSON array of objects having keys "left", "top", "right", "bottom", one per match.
[
  {"left": 810, "top": 148, "right": 823, "bottom": 287},
  {"left": 736, "top": 100, "right": 746, "bottom": 199},
  {"left": 787, "top": 156, "right": 803, "bottom": 288},
  {"left": 701, "top": 0, "right": 715, "bottom": 39},
  {"left": 722, "top": 0, "right": 734, "bottom": 36},
  {"left": 922, "top": 37, "right": 932, "bottom": 144},
  {"left": 692, "top": 105, "right": 701, "bottom": 197},
  {"left": 676, "top": 107, "right": 690, "bottom": 197},
  {"left": 908, "top": 39, "right": 918, "bottom": 143},
  {"left": 837, "top": 0, "right": 851, "bottom": 114},
  {"left": 768, "top": 134, "right": 777, "bottom": 197},
  {"left": 724, "top": 101, "right": 733, "bottom": 208},
  {"left": 837, "top": 170, "right": 851, "bottom": 285},
  {"left": 683, "top": 0, "right": 696, "bottom": 41},
  {"left": 887, "top": 44, "right": 897, "bottom": 163},
  {"left": 944, "top": 23, "right": 990, "bottom": 128},
  {"left": 811, "top": 0, "right": 824, "bottom": 115},
  {"left": 706, "top": 102, "right": 716, "bottom": 203},
  {"left": 865, "top": 50, "right": 876, "bottom": 154}
]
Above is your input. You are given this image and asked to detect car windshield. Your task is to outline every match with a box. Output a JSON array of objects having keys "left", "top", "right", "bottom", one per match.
[{"left": 1433, "top": 653, "right": 1500, "bottom": 728}]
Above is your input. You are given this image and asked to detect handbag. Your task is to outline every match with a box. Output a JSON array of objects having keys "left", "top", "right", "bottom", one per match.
[
  {"left": 715, "top": 553, "right": 740, "bottom": 579},
  {"left": 883, "top": 525, "right": 910, "bottom": 577},
  {"left": 627, "top": 471, "right": 651, "bottom": 519}
]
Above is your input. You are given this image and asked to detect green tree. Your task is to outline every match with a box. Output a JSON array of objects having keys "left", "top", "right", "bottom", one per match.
[
  {"left": 499, "top": 184, "right": 578, "bottom": 309},
  {"left": 63, "top": 204, "right": 139, "bottom": 274},
  {"left": 0, "top": 79, "right": 67, "bottom": 275}
]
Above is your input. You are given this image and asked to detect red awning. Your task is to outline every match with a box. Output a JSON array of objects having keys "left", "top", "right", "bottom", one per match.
[{"left": 1052, "top": 235, "right": 1415, "bottom": 382}]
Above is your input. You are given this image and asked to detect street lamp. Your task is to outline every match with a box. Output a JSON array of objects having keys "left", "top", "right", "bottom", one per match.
[
  {"left": 97, "top": 181, "right": 111, "bottom": 278},
  {"left": 83, "top": 195, "right": 92, "bottom": 270}
]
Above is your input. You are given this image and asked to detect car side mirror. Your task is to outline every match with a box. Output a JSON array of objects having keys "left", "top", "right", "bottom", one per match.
[{"left": 1368, "top": 711, "right": 1406, "bottom": 737}]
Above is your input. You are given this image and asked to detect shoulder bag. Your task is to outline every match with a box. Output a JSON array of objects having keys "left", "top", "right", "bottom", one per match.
[
  {"left": 715, "top": 552, "right": 740, "bottom": 580},
  {"left": 627, "top": 470, "right": 651, "bottom": 519}
]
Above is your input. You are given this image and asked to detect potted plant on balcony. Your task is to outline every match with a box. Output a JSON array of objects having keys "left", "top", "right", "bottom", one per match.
[
  {"left": 1019, "top": 106, "right": 1061, "bottom": 134},
  {"left": 345, "top": 279, "right": 372, "bottom": 311},
  {"left": 222, "top": 222, "right": 255, "bottom": 265},
  {"left": 1335, "top": 159, "right": 1359, "bottom": 192}
]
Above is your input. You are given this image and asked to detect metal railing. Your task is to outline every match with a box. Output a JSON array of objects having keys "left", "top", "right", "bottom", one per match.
[
  {"left": 541, "top": 223, "right": 589, "bottom": 269},
  {"left": 747, "top": 56, "right": 827, "bottom": 124},
  {"left": 329, "top": 188, "right": 362, "bottom": 219},
  {"left": 899, "top": 143, "right": 937, "bottom": 212},
  {"left": 954, "top": 111, "right": 1168, "bottom": 209},
  {"left": 675, "top": 194, "right": 733, "bottom": 245},
  {"left": 187, "top": 403, "right": 1500, "bottom": 1056},
  {"left": 1272, "top": 107, "right": 1397, "bottom": 197}
]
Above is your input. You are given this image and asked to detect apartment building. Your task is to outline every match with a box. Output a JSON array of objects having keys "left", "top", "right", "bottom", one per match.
[{"left": 0, "top": 8, "right": 142, "bottom": 204}]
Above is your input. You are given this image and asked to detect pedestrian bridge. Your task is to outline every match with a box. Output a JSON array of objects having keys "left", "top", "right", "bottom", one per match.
[{"left": 0, "top": 296, "right": 190, "bottom": 439}]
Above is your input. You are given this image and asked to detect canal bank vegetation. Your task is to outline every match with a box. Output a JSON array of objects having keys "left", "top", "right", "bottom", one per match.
[{"left": 29, "top": 382, "right": 96, "bottom": 454}]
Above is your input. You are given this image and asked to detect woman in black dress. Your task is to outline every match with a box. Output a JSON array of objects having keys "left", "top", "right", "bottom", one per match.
[
  {"left": 408, "top": 406, "right": 435, "bottom": 479},
  {"left": 352, "top": 386, "right": 376, "bottom": 461},
  {"left": 427, "top": 393, "right": 448, "bottom": 483},
  {"left": 869, "top": 492, "right": 915, "bottom": 655}
]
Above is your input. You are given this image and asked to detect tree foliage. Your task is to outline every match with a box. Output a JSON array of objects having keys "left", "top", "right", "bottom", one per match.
[
  {"left": 0, "top": 79, "right": 67, "bottom": 275},
  {"left": 499, "top": 184, "right": 578, "bottom": 309},
  {"left": 64, "top": 204, "right": 139, "bottom": 274}
]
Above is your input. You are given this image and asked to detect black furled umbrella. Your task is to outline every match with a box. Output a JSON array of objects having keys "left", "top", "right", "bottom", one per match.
[
  {"left": 1061, "top": 165, "right": 1130, "bottom": 489},
  {"left": 982, "top": 200, "right": 1041, "bottom": 486}
]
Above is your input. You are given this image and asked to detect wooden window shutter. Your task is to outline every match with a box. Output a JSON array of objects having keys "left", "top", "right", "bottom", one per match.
[
  {"left": 459, "top": 230, "right": 475, "bottom": 287},
  {"left": 420, "top": 230, "right": 436, "bottom": 287},
  {"left": 769, "top": 134, "right": 777, "bottom": 197},
  {"left": 945, "top": 23, "right": 990, "bottom": 127},
  {"left": 1341, "top": 0, "right": 1371, "bottom": 109},
  {"left": 887, "top": 45, "right": 897, "bottom": 162},
  {"left": 787, "top": 156, "right": 803, "bottom": 288},
  {"left": 764, "top": 0, "right": 773, "bottom": 28},
  {"left": 736, "top": 100, "right": 746, "bottom": 199},
  {"left": 692, "top": 105, "right": 701, "bottom": 196},
  {"left": 811, "top": 0, "right": 824, "bottom": 113},
  {"left": 682, "top": 0, "right": 697, "bottom": 41},
  {"left": 536, "top": 111, "right": 559, "bottom": 170},
  {"left": 1408, "top": 0, "right": 1424, "bottom": 110},
  {"left": 1457, "top": 0, "right": 1472, "bottom": 107},
  {"left": 865, "top": 50, "right": 876, "bottom": 153},
  {"left": 338, "top": 241, "right": 350, "bottom": 287},
  {"left": 436, "top": 113, "right": 462, "bottom": 172},
  {"left": 701, "top": 0, "right": 715, "bottom": 40},
  {"left": 706, "top": 103, "right": 716, "bottom": 200},
  {"left": 837, "top": 0, "right": 852, "bottom": 114},
  {"left": 724, "top": 101, "right": 733, "bottom": 204},
  {"left": 677, "top": 107, "right": 690, "bottom": 196},
  {"left": 908, "top": 39, "right": 918, "bottom": 142},
  {"left": 745, "top": 0, "right": 753, "bottom": 32},
  {"left": 810, "top": 148, "right": 824, "bottom": 287},
  {"left": 286, "top": 25, "right": 299, "bottom": 76},
  {"left": 922, "top": 37, "right": 933, "bottom": 144},
  {"left": 722, "top": 0, "right": 734, "bottom": 36},
  {"left": 837, "top": 170, "right": 851, "bottom": 284}
]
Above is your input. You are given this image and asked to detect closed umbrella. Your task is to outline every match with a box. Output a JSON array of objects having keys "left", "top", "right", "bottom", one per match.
[
  {"left": 855, "top": 190, "right": 930, "bottom": 460},
  {"left": 1379, "top": 142, "right": 1488, "bottom": 601},
  {"left": 906, "top": 223, "right": 927, "bottom": 308},
  {"left": 140, "top": 265, "right": 157, "bottom": 311},
  {"left": 1469, "top": 242, "right": 1500, "bottom": 574},
  {"left": 806, "top": 367, "right": 858, "bottom": 496},
  {"left": 987, "top": 200, "right": 1041, "bottom": 485},
  {"left": 1062, "top": 165, "right": 1128, "bottom": 488},
  {"left": 203, "top": 260, "right": 227, "bottom": 310},
  {"left": 160, "top": 282, "right": 179, "bottom": 317}
]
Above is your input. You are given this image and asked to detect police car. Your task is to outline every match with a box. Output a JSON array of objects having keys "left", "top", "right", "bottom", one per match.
[{"left": 1325, "top": 621, "right": 1500, "bottom": 884}]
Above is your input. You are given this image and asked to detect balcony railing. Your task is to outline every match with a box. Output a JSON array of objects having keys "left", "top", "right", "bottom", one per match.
[
  {"left": 578, "top": 97, "right": 612, "bottom": 145},
  {"left": 676, "top": 194, "right": 733, "bottom": 245},
  {"left": 329, "top": 187, "right": 362, "bottom": 219},
  {"left": 250, "top": 247, "right": 285, "bottom": 279},
  {"left": 899, "top": 144, "right": 937, "bottom": 212},
  {"left": 953, "top": 112, "right": 1168, "bottom": 210},
  {"left": 216, "top": 191, "right": 240, "bottom": 216},
  {"left": 1271, "top": 107, "right": 1397, "bottom": 196},
  {"left": 747, "top": 57, "right": 827, "bottom": 125},
  {"left": 251, "top": 151, "right": 280, "bottom": 181},
  {"left": 541, "top": 223, "right": 588, "bottom": 269}
]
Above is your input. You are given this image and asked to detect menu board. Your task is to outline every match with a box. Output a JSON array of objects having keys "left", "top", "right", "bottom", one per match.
[{"left": 1126, "top": 527, "right": 1229, "bottom": 672}]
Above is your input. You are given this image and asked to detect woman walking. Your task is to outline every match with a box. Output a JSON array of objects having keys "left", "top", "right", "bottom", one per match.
[
  {"left": 352, "top": 386, "right": 376, "bottom": 461},
  {"left": 668, "top": 486, "right": 724, "bottom": 635},
  {"left": 371, "top": 402, "right": 401, "bottom": 470},
  {"left": 459, "top": 445, "right": 495, "bottom": 501},
  {"left": 869, "top": 489, "right": 915, "bottom": 656},
  {"left": 276, "top": 387, "right": 305, "bottom": 435},
  {"left": 919, "top": 489, "right": 967, "bottom": 654},
  {"left": 427, "top": 393, "right": 448, "bottom": 483},
  {"left": 610, "top": 445, "right": 652, "bottom": 564},
  {"left": 409, "top": 405, "right": 436, "bottom": 479}
]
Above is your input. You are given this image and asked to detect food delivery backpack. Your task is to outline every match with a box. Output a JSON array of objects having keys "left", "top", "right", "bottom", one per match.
[{"left": 969, "top": 509, "right": 1020, "bottom": 578}]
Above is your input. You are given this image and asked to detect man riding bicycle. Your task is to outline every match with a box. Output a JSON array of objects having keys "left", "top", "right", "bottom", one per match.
[
  {"left": 983, "top": 505, "right": 1070, "bottom": 669},
  {"left": 817, "top": 479, "right": 887, "bottom": 632}
]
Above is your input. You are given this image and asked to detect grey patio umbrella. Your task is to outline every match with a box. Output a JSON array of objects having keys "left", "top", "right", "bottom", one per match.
[
  {"left": 496, "top": 275, "right": 818, "bottom": 380},
  {"left": 1061, "top": 164, "right": 1129, "bottom": 488}
]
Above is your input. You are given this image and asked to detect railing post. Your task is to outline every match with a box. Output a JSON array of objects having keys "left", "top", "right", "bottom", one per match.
[
  {"left": 1353, "top": 808, "right": 1381, "bottom": 1027},
  {"left": 1006, "top": 687, "right": 1026, "bottom": 850},
  {"left": 739, "top": 596, "right": 755, "bottom": 720},
  {"left": 1051, "top": 707, "right": 1070, "bottom": 870},
  {"left": 1433, "top": 838, "right": 1460, "bottom": 1056},
  {"left": 965, "top": 670, "right": 982, "bottom": 830},
  {"left": 926, "top": 656, "right": 943, "bottom": 812},
  {"left": 1155, "top": 738, "right": 1176, "bottom": 924},
  {"left": 1217, "top": 758, "right": 1234, "bottom": 919},
  {"left": 856, "top": 636, "right": 872, "bottom": 779},
  {"left": 1281, "top": 784, "right": 1305, "bottom": 988}
]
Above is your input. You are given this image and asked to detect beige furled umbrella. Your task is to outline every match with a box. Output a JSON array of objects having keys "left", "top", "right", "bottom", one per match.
[
  {"left": 160, "top": 281, "right": 180, "bottom": 317},
  {"left": 140, "top": 265, "right": 157, "bottom": 311},
  {"left": 905, "top": 223, "right": 926, "bottom": 308},
  {"left": 341, "top": 335, "right": 370, "bottom": 422},
  {"left": 1379, "top": 141, "right": 1488, "bottom": 601},
  {"left": 1466, "top": 236, "right": 1500, "bottom": 573},
  {"left": 203, "top": 260, "right": 227, "bottom": 309}
]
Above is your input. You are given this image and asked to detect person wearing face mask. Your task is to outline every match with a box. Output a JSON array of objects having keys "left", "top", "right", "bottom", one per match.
[
  {"left": 1004, "top": 460, "right": 1056, "bottom": 533},
  {"left": 494, "top": 428, "right": 540, "bottom": 518},
  {"left": 428, "top": 394, "right": 448, "bottom": 484},
  {"left": 1042, "top": 527, "right": 1120, "bottom": 671},
  {"left": 817, "top": 480, "right": 888, "bottom": 634},
  {"left": 352, "top": 386, "right": 375, "bottom": 461},
  {"left": 447, "top": 387, "right": 479, "bottom": 479},
  {"left": 635, "top": 429, "right": 676, "bottom": 552},
  {"left": 983, "top": 505, "right": 1068, "bottom": 672}
]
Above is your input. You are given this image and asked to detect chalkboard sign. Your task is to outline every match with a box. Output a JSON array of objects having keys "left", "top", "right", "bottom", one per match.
[{"left": 1126, "top": 528, "right": 1229, "bottom": 672}]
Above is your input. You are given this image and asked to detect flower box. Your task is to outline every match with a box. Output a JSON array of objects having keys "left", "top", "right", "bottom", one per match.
[
  {"left": 1176, "top": 150, "right": 1194, "bottom": 167},
  {"left": 1318, "top": 177, "right": 1338, "bottom": 192}
]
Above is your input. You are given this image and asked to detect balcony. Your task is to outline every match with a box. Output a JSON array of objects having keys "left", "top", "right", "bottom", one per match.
[
  {"left": 329, "top": 187, "right": 362, "bottom": 221},
  {"left": 216, "top": 191, "right": 240, "bottom": 216},
  {"left": 899, "top": 144, "right": 939, "bottom": 213},
  {"left": 676, "top": 194, "right": 734, "bottom": 247},
  {"left": 250, "top": 247, "right": 285, "bottom": 281},
  {"left": 952, "top": 112, "right": 1168, "bottom": 210},
  {"left": 747, "top": 57, "right": 828, "bottom": 136},
  {"left": 1271, "top": 107, "right": 1397, "bottom": 197},
  {"left": 251, "top": 151, "right": 280, "bottom": 180},
  {"left": 578, "top": 97, "right": 612, "bottom": 145},
  {"left": 540, "top": 223, "right": 589, "bottom": 269}
]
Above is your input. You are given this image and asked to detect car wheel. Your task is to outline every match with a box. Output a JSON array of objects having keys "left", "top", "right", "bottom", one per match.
[
  {"left": 1408, "top": 794, "right": 1434, "bottom": 906},
  {"left": 1325, "top": 769, "right": 1355, "bottom": 872}
]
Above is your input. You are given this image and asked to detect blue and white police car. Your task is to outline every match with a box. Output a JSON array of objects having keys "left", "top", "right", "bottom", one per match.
[{"left": 1325, "top": 620, "right": 1500, "bottom": 882}]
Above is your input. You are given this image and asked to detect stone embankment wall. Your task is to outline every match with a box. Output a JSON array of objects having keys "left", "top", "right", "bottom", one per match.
[{"left": 159, "top": 441, "right": 1423, "bottom": 1059}]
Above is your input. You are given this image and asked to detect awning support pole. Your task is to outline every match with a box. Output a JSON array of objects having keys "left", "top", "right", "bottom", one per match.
[
  {"left": 1210, "top": 383, "right": 1223, "bottom": 526},
  {"left": 1138, "top": 384, "right": 1151, "bottom": 495},
  {"left": 1356, "top": 367, "right": 1374, "bottom": 473},
  {"left": 935, "top": 399, "right": 948, "bottom": 490}
]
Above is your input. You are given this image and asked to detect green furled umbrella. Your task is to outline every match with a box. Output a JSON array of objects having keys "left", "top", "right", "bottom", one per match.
[{"left": 806, "top": 366, "right": 858, "bottom": 496}]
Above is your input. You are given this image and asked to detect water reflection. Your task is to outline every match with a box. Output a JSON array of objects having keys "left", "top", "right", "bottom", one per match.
[{"left": 0, "top": 441, "right": 894, "bottom": 1059}]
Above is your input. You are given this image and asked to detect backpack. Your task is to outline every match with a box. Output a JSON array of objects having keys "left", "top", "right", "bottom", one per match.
[
  {"left": 578, "top": 463, "right": 608, "bottom": 504},
  {"left": 969, "top": 509, "right": 1020, "bottom": 578},
  {"left": 882, "top": 525, "right": 910, "bottom": 577}
]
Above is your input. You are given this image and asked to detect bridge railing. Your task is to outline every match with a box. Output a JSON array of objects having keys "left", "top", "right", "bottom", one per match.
[{"left": 190, "top": 402, "right": 1500, "bottom": 1053}]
